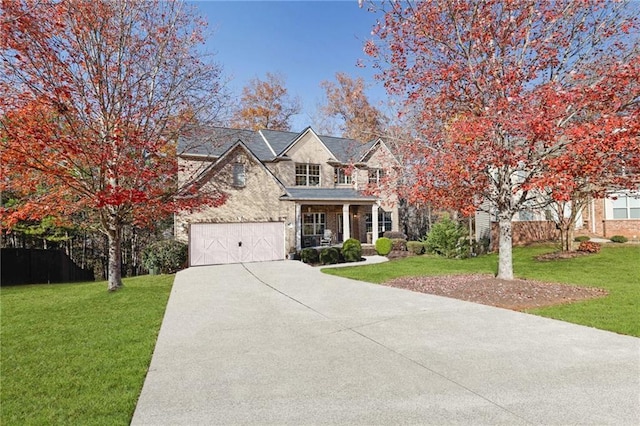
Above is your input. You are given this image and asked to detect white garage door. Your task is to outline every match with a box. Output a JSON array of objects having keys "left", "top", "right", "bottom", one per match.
[{"left": 189, "top": 222, "right": 285, "bottom": 266}]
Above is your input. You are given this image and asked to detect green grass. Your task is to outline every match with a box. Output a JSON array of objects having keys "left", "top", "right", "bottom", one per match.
[
  {"left": 324, "top": 245, "right": 640, "bottom": 337},
  {"left": 1, "top": 275, "right": 173, "bottom": 426}
]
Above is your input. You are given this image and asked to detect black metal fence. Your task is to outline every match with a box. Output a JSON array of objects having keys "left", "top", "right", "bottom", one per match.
[{"left": 1, "top": 248, "right": 94, "bottom": 286}]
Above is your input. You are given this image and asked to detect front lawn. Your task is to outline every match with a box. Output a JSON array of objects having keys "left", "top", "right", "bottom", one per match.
[
  {"left": 323, "top": 244, "right": 640, "bottom": 337},
  {"left": 0, "top": 275, "right": 173, "bottom": 426}
]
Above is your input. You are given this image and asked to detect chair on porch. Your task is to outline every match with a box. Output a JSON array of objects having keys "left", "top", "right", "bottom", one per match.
[{"left": 320, "top": 229, "right": 333, "bottom": 246}]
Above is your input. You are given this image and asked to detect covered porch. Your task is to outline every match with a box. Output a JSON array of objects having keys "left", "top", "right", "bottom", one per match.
[{"left": 281, "top": 188, "right": 389, "bottom": 250}]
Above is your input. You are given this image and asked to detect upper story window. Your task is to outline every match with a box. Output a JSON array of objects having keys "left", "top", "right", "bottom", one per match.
[
  {"left": 295, "top": 163, "right": 320, "bottom": 186},
  {"left": 334, "top": 167, "right": 352, "bottom": 185},
  {"left": 368, "top": 168, "right": 385, "bottom": 184},
  {"left": 232, "top": 163, "right": 245, "bottom": 187},
  {"left": 612, "top": 194, "right": 640, "bottom": 219}
]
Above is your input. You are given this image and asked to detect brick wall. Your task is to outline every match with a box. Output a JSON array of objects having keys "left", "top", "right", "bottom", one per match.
[{"left": 601, "top": 220, "right": 640, "bottom": 239}]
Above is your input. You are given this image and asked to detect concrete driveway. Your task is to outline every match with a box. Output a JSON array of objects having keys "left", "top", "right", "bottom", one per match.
[{"left": 132, "top": 260, "right": 639, "bottom": 425}]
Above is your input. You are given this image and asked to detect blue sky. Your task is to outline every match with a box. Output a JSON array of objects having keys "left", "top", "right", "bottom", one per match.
[{"left": 192, "top": 0, "right": 386, "bottom": 132}]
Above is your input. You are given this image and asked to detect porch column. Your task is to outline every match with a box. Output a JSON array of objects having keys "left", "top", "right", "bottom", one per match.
[
  {"left": 371, "top": 203, "right": 379, "bottom": 245},
  {"left": 295, "top": 203, "right": 302, "bottom": 251},
  {"left": 342, "top": 204, "right": 350, "bottom": 240}
]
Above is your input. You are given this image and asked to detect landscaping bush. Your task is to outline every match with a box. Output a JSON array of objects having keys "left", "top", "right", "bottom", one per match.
[
  {"left": 610, "top": 235, "right": 628, "bottom": 243},
  {"left": 574, "top": 235, "right": 590, "bottom": 242},
  {"left": 383, "top": 231, "right": 407, "bottom": 240},
  {"left": 577, "top": 241, "right": 601, "bottom": 253},
  {"left": 407, "top": 241, "right": 425, "bottom": 255},
  {"left": 341, "top": 238, "right": 362, "bottom": 262},
  {"left": 142, "top": 240, "right": 187, "bottom": 274},
  {"left": 391, "top": 238, "right": 407, "bottom": 251},
  {"left": 300, "top": 248, "right": 319, "bottom": 264},
  {"left": 375, "top": 237, "right": 392, "bottom": 256},
  {"left": 319, "top": 247, "right": 340, "bottom": 265},
  {"left": 423, "top": 215, "right": 469, "bottom": 258}
]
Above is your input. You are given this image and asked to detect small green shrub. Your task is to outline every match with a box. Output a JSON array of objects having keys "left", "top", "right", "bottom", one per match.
[
  {"left": 142, "top": 240, "right": 187, "bottom": 274},
  {"left": 577, "top": 241, "right": 601, "bottom": 253},
  {"left": 341, "top": 238, "right": 362, "bottom": 262},
  {"left": 574, "top": 235, "right": 590, "bottom": 242},
  {"left": 383, "top": 231, "right": 407, "bottom": 240},
  {"left": 300, "top": 248, "right": 319, "bottom": 264},
  {"left": 407, "top": 241, "right": 425, "bottom": 255},
  {"left": 424, "top": 215, "right": 469, "bottom": 258},
  {"left": 375, "top": 237, "right": 392, "bottom": 256},
  {"left": 319, "top": 247, "right": 340, "bottom": 265},
  {"left": 391, "top": 238, "right": 407, "bottom": 251},
  {"left": 610, "top": 235, "right": 628, "bottom": 243}
]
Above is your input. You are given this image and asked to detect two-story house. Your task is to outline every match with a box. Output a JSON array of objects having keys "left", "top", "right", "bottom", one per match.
[{"left": 175, "top": 126, "right": 401, "bottom": 266}]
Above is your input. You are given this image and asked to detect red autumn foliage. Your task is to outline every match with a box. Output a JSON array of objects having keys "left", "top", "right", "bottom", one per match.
[
  {"left": 366, "top": 0, "right": 639, "bottom": 279},
  {"left": 1, "top": 0, "right": 227, "bottom": 291}
]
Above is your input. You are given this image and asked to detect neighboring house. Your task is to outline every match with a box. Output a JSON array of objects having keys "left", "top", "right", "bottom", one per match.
[
  {"left": 175, "top": 126, "right": 401, "bottom": 266},
  {"left": 477, "top": 190, "right": 640, "bottom": 248},
  {"left": 584, "top": 191, "right": 640, "bottom": 239}
]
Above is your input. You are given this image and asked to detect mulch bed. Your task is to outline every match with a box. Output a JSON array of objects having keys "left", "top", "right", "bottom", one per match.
[
  {"left": 535, "top": 251, "right": 592, "bottom": 261},
  {"left": 383, "top": 274, "right": 608, "bottom": 311}
]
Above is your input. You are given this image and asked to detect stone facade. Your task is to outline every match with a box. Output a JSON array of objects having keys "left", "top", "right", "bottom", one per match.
[
  {"left": 175, "top": 128, "right": 402, "bottom": 253},
  {"left": 175, "top": 145, "right": 297, "bottom": 252}
]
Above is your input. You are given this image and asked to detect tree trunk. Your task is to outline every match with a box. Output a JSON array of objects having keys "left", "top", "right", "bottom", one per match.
[
  {"left": 107, "top": 225, "right": 123, "bottom": 292},
  {"left": 558, "top": 226, "right": 568, "bottom": 252},
  {"left": 497, "top": 214, "right": 514, "bottom": 280}
]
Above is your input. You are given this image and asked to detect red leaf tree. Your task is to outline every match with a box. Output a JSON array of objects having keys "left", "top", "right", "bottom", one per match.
[
  {"left": 1, "top": 0, "right": 227, "bottom": 290},
  {"left": 366, "top": 0, "right": 639, "bottom": 279}
]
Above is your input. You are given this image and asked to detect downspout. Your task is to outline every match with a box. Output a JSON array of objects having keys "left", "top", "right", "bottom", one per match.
[{"left": 591, "top": 198, "right": 596, "bottom": 234}]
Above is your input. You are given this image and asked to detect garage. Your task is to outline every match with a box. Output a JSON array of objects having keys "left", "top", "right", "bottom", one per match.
[{"left": 189, "top": 222, "right": 285, "bottom": 266}]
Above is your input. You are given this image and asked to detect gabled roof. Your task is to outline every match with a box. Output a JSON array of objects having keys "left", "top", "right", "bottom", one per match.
[
  {"left": 192, "top": 139, "right": 286, "bottom": 191},
  {"left": 178, "top": 125, "right": 394, "bottom": 164},
  {"left": 358, "top": 138, "right": 400, "bottom": 165}
]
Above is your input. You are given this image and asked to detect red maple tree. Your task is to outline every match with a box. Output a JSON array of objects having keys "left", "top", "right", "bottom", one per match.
[
  {"left": 1, "top": 0, "right": 227, "bottom": 290},
  {"left": 366, "top": 0, "right": 639, "bottom": 279}
]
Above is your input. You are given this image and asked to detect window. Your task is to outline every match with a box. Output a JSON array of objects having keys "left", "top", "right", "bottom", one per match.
[
  {"left": 303, "top": 213, "right": 325, "bottom": 236},
  {"left": 295, "top": 163, "right": 320, "bottom": 186},
  {"left": 612, "top": 195, "right": 640, "bottom": 219},
  {"left": 365, "top": 209, "right": 392, "bottom": 233},
  {"left": 518, "top": 210, "right": 535, "bottom": 221},
  {"left": 334, "top": 167, "right": 351, "bottom": 185},
  {"left": 368, "top": 168, "right": 385, "bottom": 184},
  {"left": 232, "top": 163, "right": 245, "bottom": 187}
]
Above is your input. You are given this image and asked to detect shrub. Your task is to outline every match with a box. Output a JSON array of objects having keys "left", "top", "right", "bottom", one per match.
[
  {"left": 142, "top": 240, "right": 187, "bottom": 274},
  {"left": 319, "top": 247, "right": 340, "bottom": 265},
  {"left": 423, "top": 215, "right": 469, "bottom": 258},
  {"left": 383, "top": 231, "right": 407, "bottom": 240},
  {"left": 610, "top": 235, "right": 628, "bottom": 243},
  {"left": 341, "top": 238, "right": 362, "bottom": 262},
  {"left": 300, "top": 248, "right": 319, "bottom": 264},
  {"left": 577, "top": 241, "right": 601, "bottom": 253},
  {"left": 407, "top": 241, "right": 425, "bottom": 255},
  {"left": 574, "top": 235, "right": 590, "bottom": 242},
  {"left": 375, "top": 237, "right": 392, "bottom": 256},
  {"left": 391, "top": 238, "right": 407, "bottom": 251}
]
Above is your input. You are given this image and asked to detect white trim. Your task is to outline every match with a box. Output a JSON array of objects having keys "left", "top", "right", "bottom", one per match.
[
  {"left": 591, "top": 198, "right": 596, "bottom": 234},
  {"left": 258, "top": 129, "right": 277, "bottom": 157},
  {"left": 359, "top": 138, "right": 401, "bottom": 165}
]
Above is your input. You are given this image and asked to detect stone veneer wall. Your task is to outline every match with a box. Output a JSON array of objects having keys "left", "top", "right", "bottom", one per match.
[{"left": 175, "top": 146, "right": 297, "bottom": 252}]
